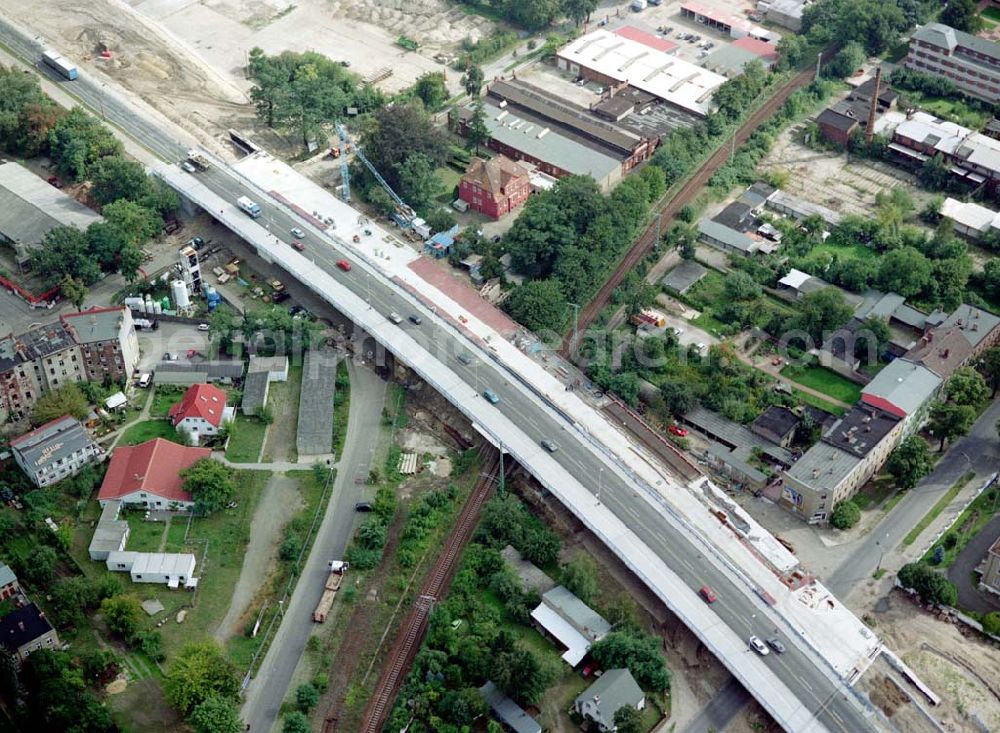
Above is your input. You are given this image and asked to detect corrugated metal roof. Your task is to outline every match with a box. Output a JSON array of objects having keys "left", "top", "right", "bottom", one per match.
[{"left": 0, "top": 162, "right": 102, "bottom": 254}]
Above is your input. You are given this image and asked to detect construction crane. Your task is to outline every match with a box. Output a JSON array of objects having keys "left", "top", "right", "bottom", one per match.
[{"left": 335, "top": 121, "right": 416, "bottom": 228}]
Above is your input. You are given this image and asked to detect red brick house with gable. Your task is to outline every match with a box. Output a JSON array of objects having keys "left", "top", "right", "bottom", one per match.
[{"left": 458, "top": 155, "right": 531, "bottom": 219}]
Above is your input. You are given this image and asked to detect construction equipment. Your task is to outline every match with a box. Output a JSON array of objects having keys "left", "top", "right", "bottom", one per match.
[
  {"left": 335, "top": 122, "right": 416, "bottom": 228},
  {"left": 313, "top": 561, "right": 349, "bottom": 623},
  {"left": 186, "top": 149, "right": 212, "bottom": 171}
]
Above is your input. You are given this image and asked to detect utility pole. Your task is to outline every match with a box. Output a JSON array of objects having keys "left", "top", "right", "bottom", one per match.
[
  {"left": 568, "top": 302, "right": 580, "bottom": 353},
  {"left": 815, "top": 51, "right": 822, "bottom": 80}
]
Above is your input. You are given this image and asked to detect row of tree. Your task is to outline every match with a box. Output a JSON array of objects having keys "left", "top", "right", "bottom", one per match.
[
  {"left": 0, "top": 66, "right": 178, "bottom": 289},
  {"left": 456, "top": 0, "right": 599, "bottom": 30}
]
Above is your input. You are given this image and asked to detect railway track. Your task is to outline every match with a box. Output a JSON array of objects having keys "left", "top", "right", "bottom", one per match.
[
  {"left": 559, "top": 54, "right": 833, "bottom": 357},
  {"left": 354, "top": 447, "right": 503, "bottom": 733}
]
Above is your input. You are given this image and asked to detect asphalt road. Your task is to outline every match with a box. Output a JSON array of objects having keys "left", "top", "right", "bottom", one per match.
[
  {"left": 826, "top": 398, "right": 1000, "bottom": 598},
  {"left": 948, "top": 513, "right": 1000, "bottom": 614},
  {"left": 0, "top": 21, "right": 878, "bottom": 732},
  {"left": 681, "top": 675, "right": 752, "bottom": 733},
  {"left": 240, "top": 361, "right": 386, "bottom": 733}
]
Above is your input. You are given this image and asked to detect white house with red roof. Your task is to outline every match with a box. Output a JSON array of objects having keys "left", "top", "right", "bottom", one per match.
[
  {"left": 97, "top": 438, "right": 211, "bottom": 510},
  {"left": 167, "top": 383, "right": 233, "bottom": 445}
]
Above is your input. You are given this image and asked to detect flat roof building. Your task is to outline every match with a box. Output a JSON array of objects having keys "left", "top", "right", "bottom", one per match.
[
  {"left": 0, "top": 162, "right": 102, "bottom": 264},
  {"left": 454, "top": 101, "right": 623, "bottom": 191},
  {"left": 556, "top": 29, "right": 728, "bottom": 117}
]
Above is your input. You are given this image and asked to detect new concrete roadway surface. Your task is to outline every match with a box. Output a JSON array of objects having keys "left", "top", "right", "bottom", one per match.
[
  {"left": 0, "top": 21, "right": 881, "bottom": 732},
  {"left": 826, "top": 398, "right": 1000, "bottom": 599},
  {"left": 240, "top": 361, "right": 386, "bottom": 733}
]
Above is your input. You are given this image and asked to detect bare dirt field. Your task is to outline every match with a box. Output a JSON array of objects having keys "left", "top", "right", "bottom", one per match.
[
  {"left": 0, "top": 0, "right": 489, "bottom": 158},
  {"left": 759, "top": 123, "right": 938, "bottom": 219},
  {"left": 858, "top": 589, "right": 1000, "bottom": 733}
]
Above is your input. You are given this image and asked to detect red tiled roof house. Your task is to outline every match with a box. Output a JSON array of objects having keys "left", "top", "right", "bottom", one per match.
[
  {"left": 167, "top": 383, "right": 232, "bottom": 445},
  {"left": 97, "top": 438, "right": 210, "bottom": 510},
  {"left": 458, "top": 155, "right": 532, "bottom": 219}
]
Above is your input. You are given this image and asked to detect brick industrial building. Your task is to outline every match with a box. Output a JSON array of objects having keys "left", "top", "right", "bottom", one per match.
[{"left": 459, "top": 155, "right": 532, "bottom": 219}]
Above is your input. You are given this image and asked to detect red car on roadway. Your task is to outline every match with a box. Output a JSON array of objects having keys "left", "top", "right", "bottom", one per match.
[
  {"left": 336, "top": 259, "right": 352, "bottom": 272},
  {"left": 668, "top": 425, "right": 688, "bottom": 437},
  {"left": 699, "top": 586, "right": 717, "bottom": 603},
  {"left": 291, "top": 240, "right": 305, "bottom": 252}
]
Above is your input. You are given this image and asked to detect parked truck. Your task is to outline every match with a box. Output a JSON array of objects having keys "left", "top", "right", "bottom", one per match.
[
  {"left": 42, "top": 50, "right": 78, "bottom": 80},
  {"left": 186, "top": 149, "right": 212, "bottom": 171},
  {"left": 313, "top": 561, "right": 349, "bottom": 623},
  {"left": 237, "top": 196, "right": 262, "bottom": 219}
]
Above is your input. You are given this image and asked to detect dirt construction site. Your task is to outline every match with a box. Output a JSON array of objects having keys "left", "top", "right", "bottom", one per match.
[{"left": 0, "top": 0, "right": 488, "bottom": 154}]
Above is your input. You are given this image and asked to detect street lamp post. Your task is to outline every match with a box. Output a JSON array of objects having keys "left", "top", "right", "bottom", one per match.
[
  {"left": 596, "top": 466, "right": 604, "bottom": 505},
  {"left": 875, "top": 532, "right": 890, "bottom": 573},
  {"left": 568, "top": 302, "right": 580, "bottom": 354}
]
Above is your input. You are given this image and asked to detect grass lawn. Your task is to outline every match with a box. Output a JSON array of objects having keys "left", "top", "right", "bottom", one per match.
[
  {"left": 983, "top": 6, "right": 1000, "bottom": 22},
  {"left": 898, "top": 89, "right": 990, "bottom": 130},
  {"left": 810, "top": 241, "right": 877, "bottom": 262},
  {"left": 124, "top": 513, "right": 167, "bottom": 552},
  {"left": 435, "top": 167, "right": 462, "bottom": 203},
  {"left": 922, "top": 481, "right": 1000, "bottom": 568},
  {"left": 791, "top": 388, "right": 846, "bottom": 417},
  {"left": 148, "top": 387, "right": 186, "bottom": 418},
  {"left": 853, "top": 474, "right": 898, "bottom": 511},
  {"left": 163, "top": 518, "right": 191, "bottom": 553},
  {"left": 226, "top": 468, "right": 333, "bottom": 670},
  {"left": 119, "top": 419, "right": 180, "bottom": 445},
  {"left": 781, "top": 363, "right": 862, "bottom": 404},
  {"left": 225, "top": 414, "right": 268, "bottom": 463},
  {"left": 333, "top": 360, "right": 351, "bottom": 455},
  {"left": 67, "top": 470, "right": 269, "bottom": 661},
  {"left": 903, "top": 471, "right": 975, "bottom": 547}
]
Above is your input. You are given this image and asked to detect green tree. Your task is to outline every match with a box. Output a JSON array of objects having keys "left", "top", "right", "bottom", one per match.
[
  {"left": 724, "top": 270, "right": 762, "bottom": 301},
  {"left": 360, "top": 102, "right": 449, "bottom": 193},
  {"left": 613, "top": 705, "right": 643, "bottom": 733},
  {"left": 877, "top": 246, "right": 932, "bottom": 297},
  {"left": 589, "top": 629, "right": 670, "bottom": 691},
  {"left": 31, "top": 383, "right": 89, "bottom": 425},
  {"left": 941, "top": 0, "right": 984, "bottom": 33},
  {"left": 397, "top": 153, "right": 442, "bottom": 212},
  {"left": 886, "top": 436, "right": 934, "bottom": 490},
  {"left": 208, "top": 307, "right": 239, "bottom": 356},
  {"left": 295, "top": 683, "right": 319, "bottom": 712},
  {"left": 60, "top": 274, "right": 88, "bottom": 311},
  {"left": 660, "top": 379, "right": 697, "bottom": 416},
  {"left": 983, "top": 611, "right": 1000, "bottom": 637},
  {"left": 18, "top": 545, "right": 58, "bottom": 587},
  {"left": 412, "top": 72, "right": 448, "bottom": 111},
  {"left": 563, "top": 0, "right": 598, "bottom": 25},
  {"left": 983, "top": 259, "right": 1000, "bottom": 303},
  {"left": 89, "top": 156, "right": 153, "bottom": 206},
  {"left": 918, "top": 153, "right": 952, "bottom": 191},
  {"left": 100, "top": 594, "right": 143, "bottom": 640},
  {"left": 503, "top": 279, "right": 567, "bottom": 334},
  {"left": 978, "top": 346, "right": 1000, "bottom": 398},
  {"left": 829, "top": 500, "right": 861, "bottom": 529},
  {"left": 494, "top": 645, "right": 552, "bottom": 704},
  {"left": 48, "top": 106, "right": 123, "bottom": 180},
  {"left": 853, "top": 316, "right": 890, "bottom": 362},
  {"left": 282, "top": 711, "right": 311, "bottom": 733},
  {"left": 164, "top": 641, "right": 240, "bottom": 715},
  {"left": 181, "top": 459, "right": 237, "bottom": 515},
  {"left": 945, "top": 366, "right": 989, "bottom": 407},
  {"left": 824, "top": 41, "right": 866, "bottom": 79},
  {"left": 466, "top": 101, "right": 490, "bottom": 154},
  {"left": 790, "top": 288, "right": 854, "bottom": 346},
  {"left": 461, "top": 64, "right": 485, "bottom": 97},
  {"left": 31, "top": 226, "right": 101, "bottom": 287},
  {"left": 190, "top": 696, "right": 243, "bottom": 733},
  {"left": 897, "top": 562, "right": 958, "bottom": 605},
  {"left": 561, "top": 556, "right": 598, "bottom": 605},
  {"left": 101, "top": 199, "right": 163, "bottom": 249},
  {"left": 927, "top": 401, "right": 975, "bottom": 451},
  {"left": 504, "top": 0, "right": 560, "bottom": 29}
]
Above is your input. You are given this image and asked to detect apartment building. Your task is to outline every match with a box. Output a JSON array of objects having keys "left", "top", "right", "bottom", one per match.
[
  {"left": 905, "top": 23, "right": 1000, "bottom": 103},
  {"left": 0, "top": 307, "right": 137, "bottom": 423},
  {"left": 10, "top": 416, "right": 103, "bottom": 487}
]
